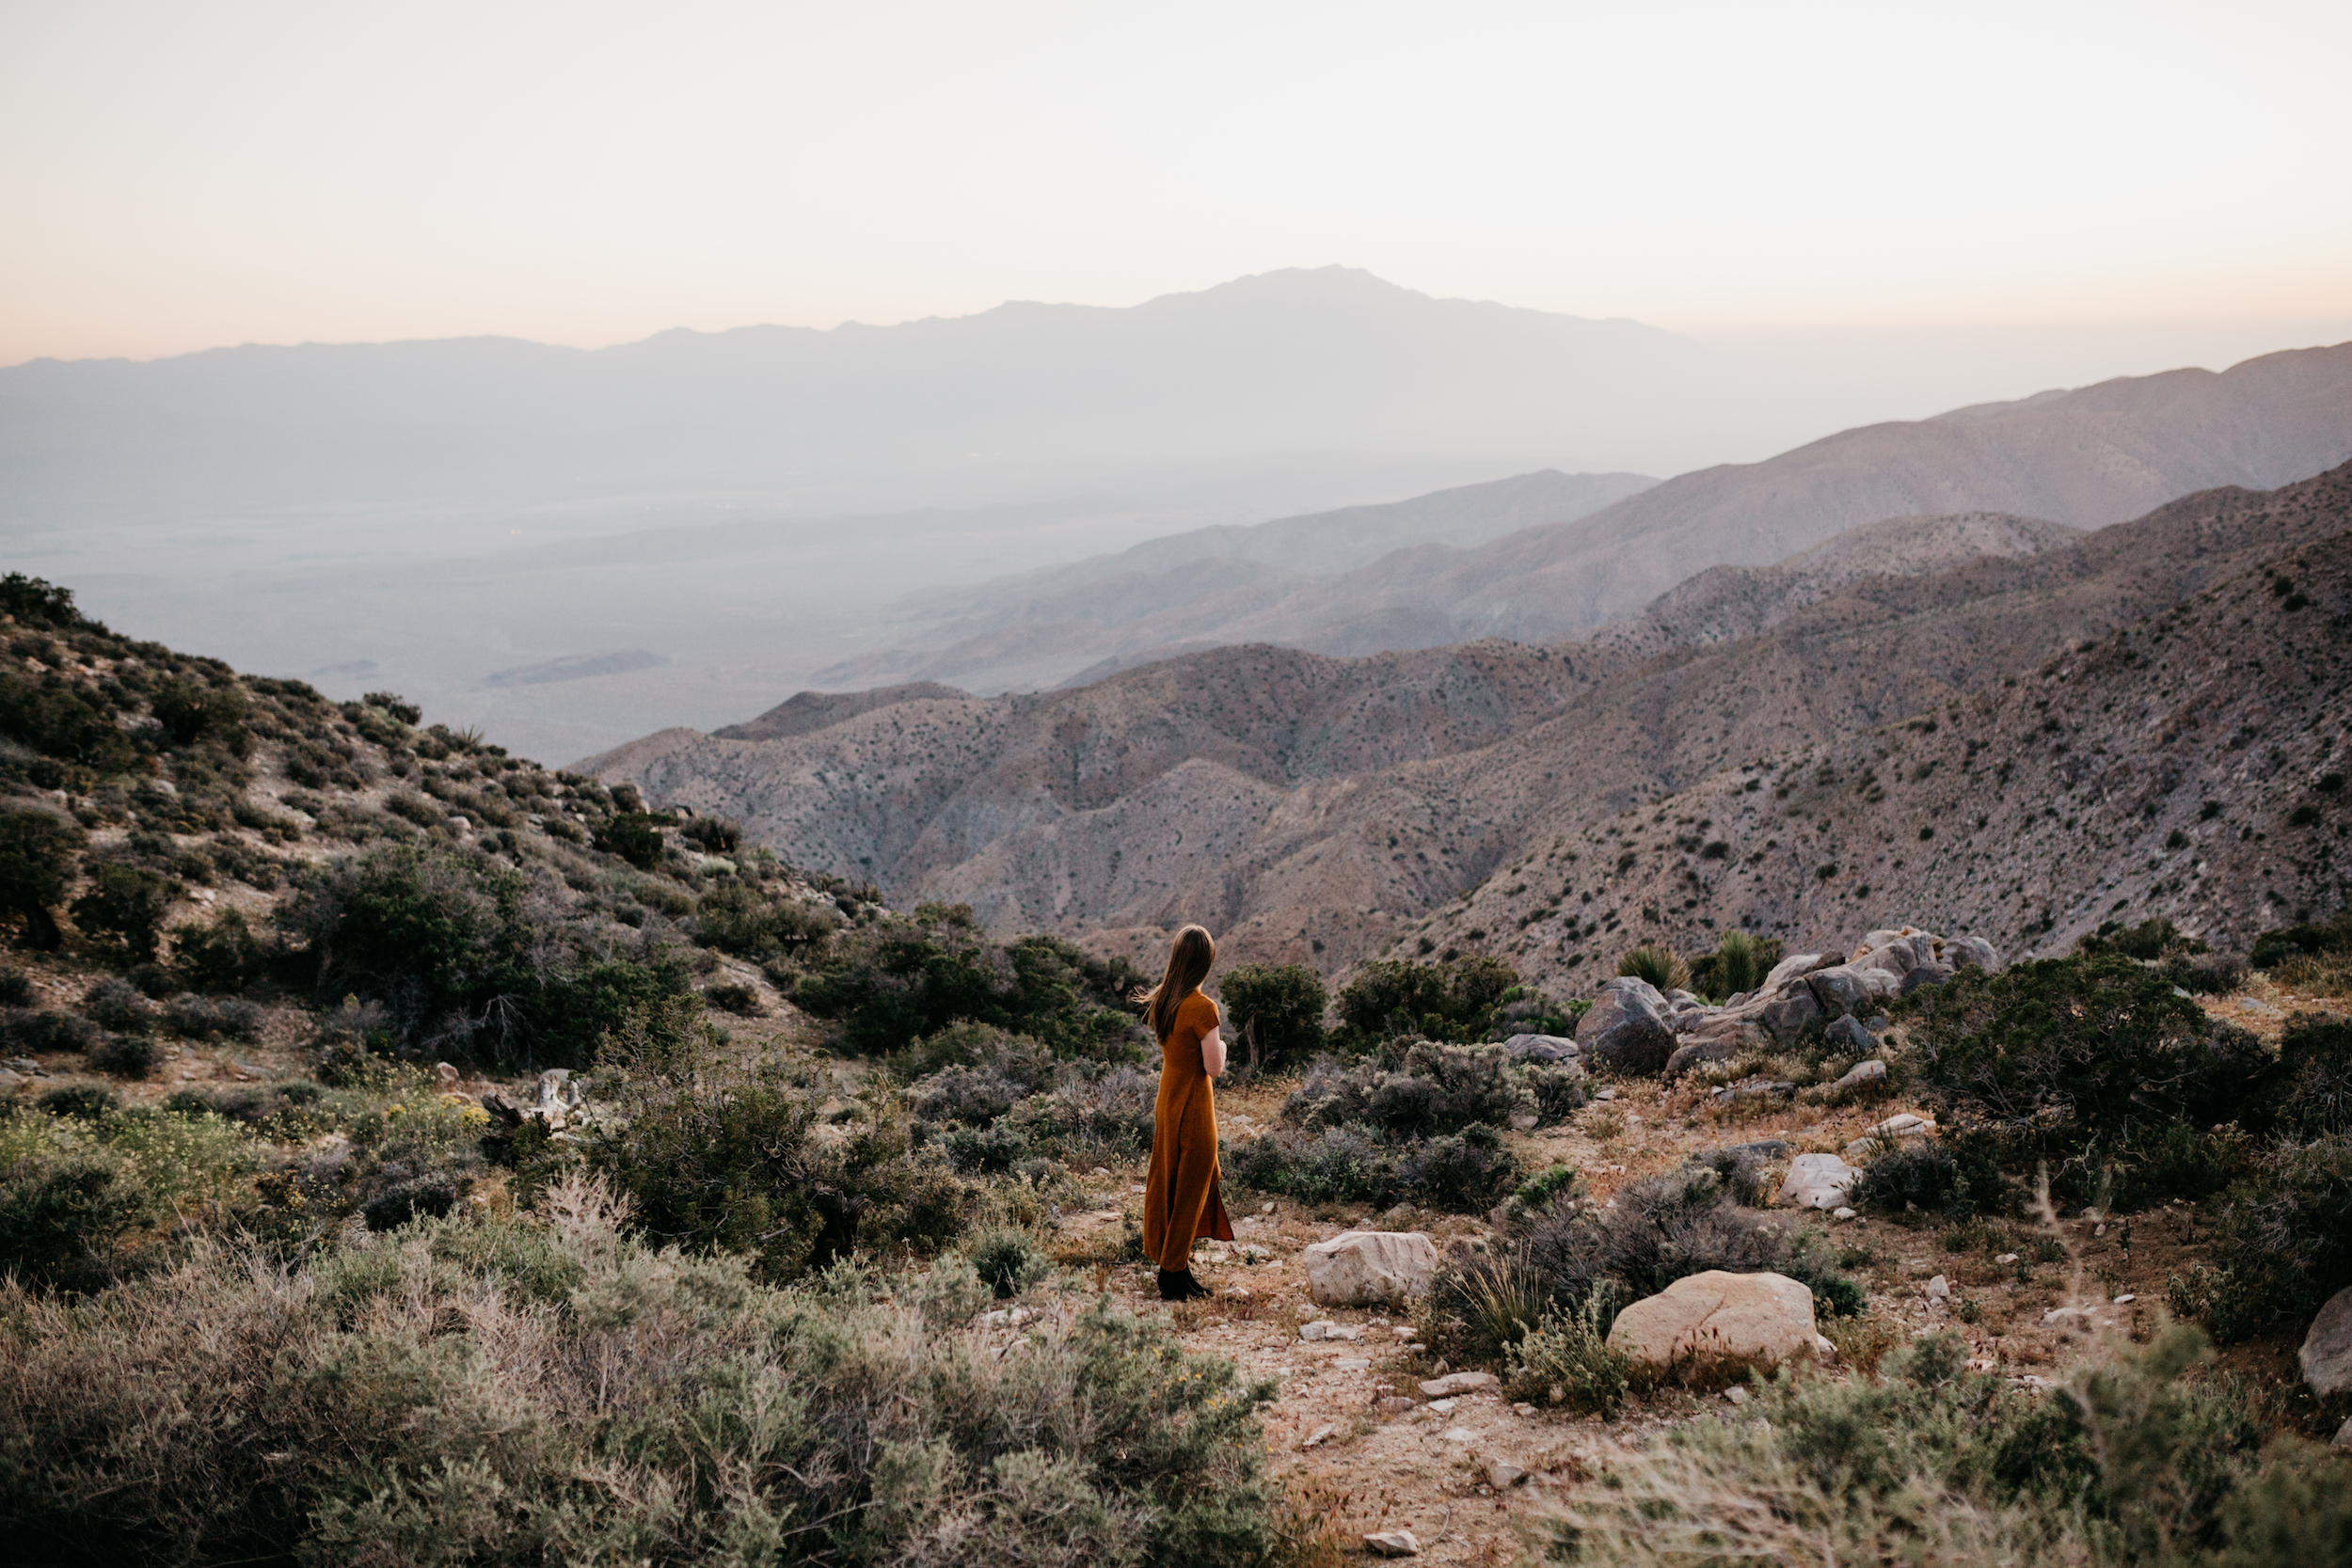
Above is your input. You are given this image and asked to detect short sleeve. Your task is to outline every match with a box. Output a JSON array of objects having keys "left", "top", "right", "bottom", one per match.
[{"left": 1179, "top": 990, "right": 1219, "bottom": 1038}]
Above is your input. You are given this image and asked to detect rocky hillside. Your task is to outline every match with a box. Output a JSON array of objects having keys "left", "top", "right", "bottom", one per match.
[
  {"left": 1411, "top": 497, "right": 2352, "bottom": 989},
  {"left": 587, "top": 461, "right": 2352, "bottom": 978}
]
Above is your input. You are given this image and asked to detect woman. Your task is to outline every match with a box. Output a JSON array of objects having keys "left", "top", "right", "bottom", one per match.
[{"left": 1138, "top": 923, "right": 1233, "bottom": 1301}]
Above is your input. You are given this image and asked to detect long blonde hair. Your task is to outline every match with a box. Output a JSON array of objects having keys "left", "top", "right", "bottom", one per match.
[{"left": 1138, "top": 924, "right": 1216, "bottom": 1042}]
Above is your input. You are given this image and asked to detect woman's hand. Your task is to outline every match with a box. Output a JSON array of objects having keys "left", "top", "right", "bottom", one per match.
[{"left": 1200, "top": 1025, "right": 1227, "bottom": 1078}]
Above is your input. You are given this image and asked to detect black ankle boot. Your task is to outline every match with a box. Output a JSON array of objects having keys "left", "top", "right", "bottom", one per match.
[{"left": 1157, "top": 1268, "right": 1210, "bottom": 1302}]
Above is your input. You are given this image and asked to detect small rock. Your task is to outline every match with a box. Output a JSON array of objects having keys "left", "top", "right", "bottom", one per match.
[
  {"left": 2112, "top": 1294, "right": 2136, "bottom": 1306},
  {"left": 1261, "top": 1201, "right": 1276, "bottom": 1213},
  {"left": 1486, "top": 1460, "right": 1529, "bottom": 1488},
  {"left": 1377, "top": 1396, "right": 1418, "bottom": 1416},
  {"left": 1926, "top": 1275, "right": 1950, "bottom": 1302},
  {"left": 1392, "top": 1324, "right": 1419, "bottom": 1339},
  {"left": 1831, "top": 1207, "right": 1857, "bottom": 1223},
  {"left": 1512, "top": 1402, "right": 1536, "bottom": 1416},
  {"left": 1724, "top": 1385, "right": 1749, "bottom": 1405},
  {"left": 1595, "top": 1087, "right": 1617, "bottom": 1101},
  {"left": 1426, "top": 1398, "right": 1458, "bottom": 1414},
  {"left": 2042, "top": 1307, "right": 2094, "bottom": 1328},
  {"left": 1508, "top": 1110, "right": 1541, "bottom": 1131},
  {"left": 7, "top": 1057, "right": 39, "bottom": 1074},
  {"left": 1336, "top": 1357, "right": 1371, "bottom": 1370},
  {"left": 1302, "top": 1423, "right": 1338, "bottom": 1449},
  {"left": 1995, "top": 1253, "right": 2020, "bottom": 1265},
  {"left": 1363, "top": 1529, "right": 1422, "bottom": 1558},
  {"left": 1420, "top": 1370, "right": 1499, "bottom": 1397},
  {"left": 2334, "top": 1415, "right": 2352, "bottom": 1453},
  {"left": 1130, "top": 1183, "right": 1146, "bottom": 1194},
  {"left": 1440, "top": 1427, "right": 1480, "bottom": 1442},
  {"left": 1299, "top": 1321, "right": 1337, "bottom": 1341}
]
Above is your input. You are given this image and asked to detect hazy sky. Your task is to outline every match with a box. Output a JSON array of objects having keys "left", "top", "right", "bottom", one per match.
[{"left": 4, "top": 0, "right": 2348, "bottom": 366}]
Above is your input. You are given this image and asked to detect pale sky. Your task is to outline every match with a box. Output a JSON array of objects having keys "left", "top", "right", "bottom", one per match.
[{"left": 4, "top": 0, "right": 2348, "bottom": 366}]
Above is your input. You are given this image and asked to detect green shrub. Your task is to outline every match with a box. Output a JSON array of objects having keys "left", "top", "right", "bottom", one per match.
[
  {"left": 591, "top": 812, "right": 667, "bottom": 868},
  {"left": 87, "top": 1033, "right": 158, "bottom": 1079},
  {"left": 1896, "top": 953, "right": 2266, "bottom": 1203},
  {"left": 69, "top": 863, "right": 175, "bottom": 960},
  {"left": 161, "top": 993, "right": 264, "bottom": 1041},
  {"left": 1540, "top": 1325, "right": 2350, "bottom": 1567},
  {"left": 1282, "top": 1040, "right": 1537, "bottom": 1137},
  {"left": 168, "top": 906, "right": 265, "bottom": 994},
  {"left": 1332, "top": 954, "right": 1518, "bottom": 1046},
  {"left": 677, "top": 814, "right": 742, "bottom": 853},
  {"left": 280, "top": 843, "right": 696, "bottom": 1068},
  {"left": 36, "top": 1085, "right": 119, "bottom": 1120},
  {"left": 0, "top": 1008, "right": 100, "bottom": 1057},
  {"left": 966, "top": 1226, "right": 1050, "bottom": 1298},
  {"left": 1515, "top": 1163, "right": 1582, "bottom": 1212},
  {"left": 2254, "top": 1012, "right": 2352, "bottom": 1136},
  {"left": 1689, "top": 929, "right": 1779, "bottom": 1003},
  {"left": 148, "top": 676, "right": 247, "bottom": 749},
  {"left": 1505, "top": 1292, "right": 1629, "bottom": 1417},
  {"left": 2250, "top": 908, "right": 2352, "bottom": 971},
  {"left": 0, "top": 808, "right": 83, "bottom": 950},
  {"left": 0, "top": 1180, "right": 1280, "bottom": 1567},
  {"left": 793, "top": 921, "right": 1145, "bottom": 1060},
  {"left": 0, "top": 1111, "right": 159, "bottom": 1283},
  {"left": 1616, "top": 943, "right": 1691, "bottom": 993},
  {"left": 1225, "top": 1121, "right": 1520, "bottom": 1212},
  {"left": 1216, "top": 962, "right": 1327, "bottom": 1069},
  {"left": 585, "top": 999, "right": 974, "bottom": 1283},
  {"left": 81, "top": 977, "right": 152, "bottom": 1033},
  {"left": 2077, "top": 914, "right": 2204, "bottom": 960},
  {"left": 2173, "top": 1131, "right": 2352, "bottom": 1343},
  {"left": 694, "top": 879, "right": 836, "bottom": 961}
]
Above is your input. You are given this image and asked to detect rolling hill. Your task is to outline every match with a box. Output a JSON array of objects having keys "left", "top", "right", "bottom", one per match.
[{"left": 583, "top": 461, "right": 2352, "bottom": 981}]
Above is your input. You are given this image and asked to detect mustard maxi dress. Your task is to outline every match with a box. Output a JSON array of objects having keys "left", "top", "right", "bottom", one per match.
[{"left": 1142, "top": 989, "right": 1234, "bottom": 1272}]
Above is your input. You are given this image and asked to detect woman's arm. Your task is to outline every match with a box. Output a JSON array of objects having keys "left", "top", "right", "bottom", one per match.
[{"left": 1200, "top": 1026, "right": 1226, "bottom": 1078}]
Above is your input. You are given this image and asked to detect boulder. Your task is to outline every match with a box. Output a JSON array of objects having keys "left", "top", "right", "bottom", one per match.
[
  {"left": 1662, "top": 1037, "right": 1735, "bottom": 1081},
  {"left": 1898, "top": 962, "right": 1957, "bottom": 996},
  {"left": 1364, "top": 1529, "right": 1422, "bottom": 1557},
  {"left": 1844, "top": 1113, "right": 1936, "bottom": 1156},
  {"left": 1823, "top": 1014, "right": 1875, "bottom": 1053},
  {"left": 1761, "top": 952, "right": 1837, "bottom": 992},
  {"left": 1604, "top": 1271, "right": 1827, "bottom": 1370},
  {"left": 1945, "top": 935, "right": 2000, "bottom": 974},
  {"left": 1756, "top": 985, "right": 1821, "bottom": 1042},
  {"left": 1577, "top": 977, "right": 1679, "bottom": 1075},
  {"left": 1776, "top": 1153, "right": 1857, "bottom": 1211},
  {"left": 1502, "top": 1033, "right": 1580, "bottom": 1065},
  {"left": 2299, "top": 1286, "right": 2352, "bottom": 1398},
  {"left": 1830, "top": 1058, "right": 1888, "bottom": 1092},
  {"left": 1805, "top": 964, "right": 1893, "bottom": 1019},
  {"left": 1303, "top": 1230, "right": 1440, "bottom": 1307}
]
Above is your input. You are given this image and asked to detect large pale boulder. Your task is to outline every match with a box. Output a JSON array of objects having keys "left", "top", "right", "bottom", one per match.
[
  {"left": 2300, "top": 1286, "right": 2352, "bottom": 1398},
  {"left": 1576, "top": 976, "right": 1678, "bottom": 1076},
  {"left": 1945, "top": 935, "right": 2000, "bottom": 974},
  {"left": 1303, "top": 1230, "right": 1439, "bottom": 1307},
  {"left": 1605, "top": 1271, "right": 1828, "bottom": 1370},
  {"left": 1777, "top": 1153, "right": 1858, "bottom": 1211}
]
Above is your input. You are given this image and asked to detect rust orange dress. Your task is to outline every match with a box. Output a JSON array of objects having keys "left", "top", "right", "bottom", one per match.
[{"left": 1143, "top": 989, "right": 1233, "bottom": 1272}]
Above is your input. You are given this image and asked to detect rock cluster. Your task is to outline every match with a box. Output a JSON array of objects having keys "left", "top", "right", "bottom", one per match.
[{"left": 1576, "top": 927, "right": 2001, "bottom": 1080}]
